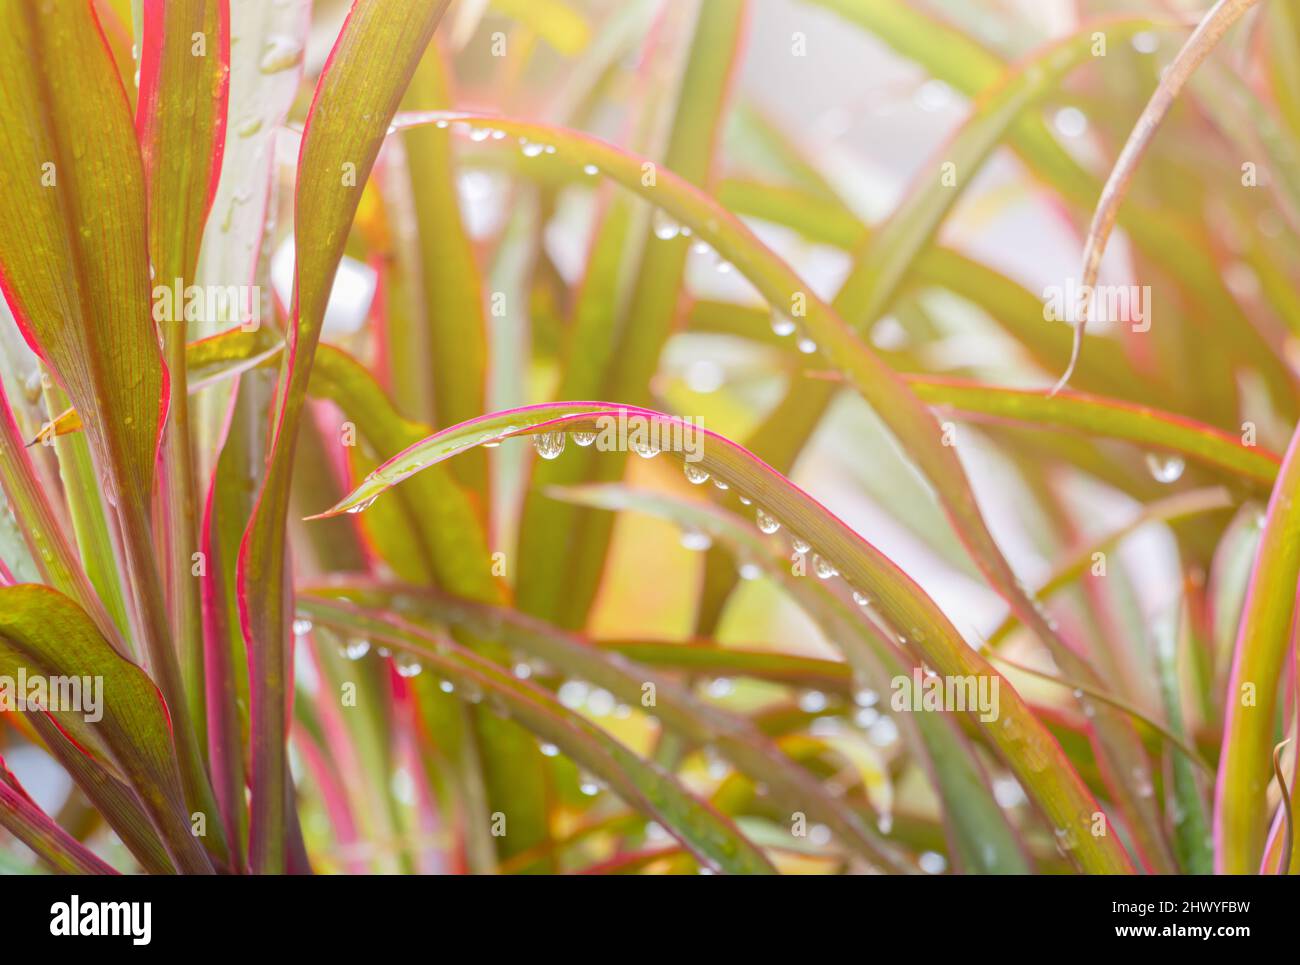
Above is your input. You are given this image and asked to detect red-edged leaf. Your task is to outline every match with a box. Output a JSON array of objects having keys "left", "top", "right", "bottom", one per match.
[
  {"left": 0, "top": 0, "right": 222, "bottom": 846},
  {"left": 0, "top": 756, "right": 118, "bottom": 875},
  {"left": 136, "top": 0, "right": 231, "bottom": 765},
  {"left": 0, "top": 585, "right": 212, "bottom": 873},
  {"left": 236, "top": 0, "right": 452, "bottom": 873}
]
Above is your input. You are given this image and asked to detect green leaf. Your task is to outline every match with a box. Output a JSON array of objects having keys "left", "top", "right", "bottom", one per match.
[
  {"left": 1059, "top": 0, "right": 1263, "bottom": 390},
  {"left": 235, "top": 0, "right": 451, "bottom": 873},
  {"left": 392, "top": 44, "right": 490, "bottom": 494},
  {"left": 0, "top": 584, "right": 213, "bottom": 873},
  {"left": 544, "top": 482, "right": 1031, "bottom": 874},
  {"left": 314, "top": 402, "right": 1134, "bottom": 873},
  {"left": 302, "top": 580, "right": 913, "bottom": 872},
  {"left": 300, "top": 595, "right": 777, "bottom": 874},
  {"left": 136, "top": 0, "right": 232, "bottom": 793},
  {"left": 0, "top": 0, "right": 218, "bottom": 850},
  {"left": 1215, "top": 422, "right": 1300, "bottom": 872},
  {"left": 0, "top": 756, "right": 119, "bottom": 875},
  {"left": 517, "top": 0, "right": 749, "bottom": 631},
  {"left": 903, "top": 377, "right": 1279, "bottom": 488}
]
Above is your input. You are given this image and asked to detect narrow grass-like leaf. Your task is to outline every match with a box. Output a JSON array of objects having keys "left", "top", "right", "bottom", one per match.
[
  {"left": 236, "top": 0, "right": 451, "bottom": 873},
  {"left": 316, "top": 402, "right": 1133, "bottom": 872},
  {"left": 1057, "top": 0, "right": 1262, "bottom": 391},
  {"left": 901, "top": 378, "right": 1279, "bottom": 488},
  {"left": 0, "top": 0, "right": 220, "bottom": 846},
  {"left": 1215, "top": 422, "right": 1300, "bottom": 872},
  {"left": 393, "top": 44, "right": 490, "bottom": 494},
  {"left": 136, "top": 0, "right": 231, "bottom": 775},
  {"left": 302, "top": 580, "right": 913, "bottom": 872},
  {"left": 0, "top": 757, "right": 119, "bottom": 875},
  {"left": 0, "top": 584, "right": 213, "bottom": 873},
  {"left": 0, "top": 384, "right": 119, "bottom": 647},
  {"left": 518, "top": 0, "right": 748, "bottom": 630},
  {"left": 299, "top": 596, "right": 777, "bottom": 874},
  {"left": 544, "top": 483, "right": 1031, "bottom": 874}
]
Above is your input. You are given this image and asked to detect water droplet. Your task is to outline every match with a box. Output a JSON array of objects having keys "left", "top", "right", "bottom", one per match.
[
  {"left": 770, "top": 310, "right": 796, "bottom": 337},
  {"left": 1145, "top": 452, "right": 1185, "bottom": 483},
  {"left": 737, "top": 495, "right": 752, "bottom": 505},
  {"left": 812, "top": 554, "right": 837, "bottom": 579},
  {"left": 707, "top": 677, "right": 734, "bottom": 698},
  {"left": 652, "top": 209, "right": 681, "bottom": 240},
  {"left": 469, "top": 127, "right": 493, "bottom": 142},
  {"left": 715, "top": 259, "right": 734, "bottom": 274},
  {"left": 851, "top": 590, "right": 871, "bottom": 608},
  {"left": 343, "top": 639, "right": 370, "bottom": 660},
  {"left": 683, "top": 463, "right": 710, "bottom": 485},
  {"left": 395, "top": 655, "right": 423, "bottom": 677},
  {"left": 798, "top": 690, "right": 828, "bottom": 713},
  {"left": 532, "top": 431, "right": 566, "bottom": 460},
  {"left": 680, "top": 529, "right": 712, "bottom": 551},
  {"left": 520, "top": 140, "right": 546, "bottom": 158},
  {"left": 572, "top": 431, "right": 596, "bottom": 447},
  {"left": 580, "top": 781, "right": 600, "bottom": 797},
  {"left": 439, "top": 679, "right": 455, "bottom": 694},
  {"left": 582, "top": 163, "right": 599, "bottom": 176},
  {"left": 539, "top": 742, "right": 560, "bottom": 757},
  {"left": 755, "top": 508, "right": 780, "bottom": 534},
  {"left": 292, "top": 618, "right": 313, "bottom": 636},
  {"left": 588, "top": 689, "right": 615, "bottom": 716},
  {"left": 712, "top": 478, "right": 729, "bottom": 491},
  {"left": 791, "top": 536, "right": 810, "bottom": 554},
  {"left": 258, "top": 36, "right": 303, "bottom": 74},
  {"left": 854, "top": 688, "right": 879, "bottom": 707},
  {"left": 345, "top": 495, "right": 377, "bottom": 514},
  {"left": 737, "top": 561, "right": 762, "bottom": 581},
  {"left": 513, "top": 662, "right": 533, "bottom": 679},
  {"left": 630, "top": 439, "right": 658, "bottom": 459},
  {"left": 918, "top": 851, "right": 947, "bottom": 874},
  {"left": 796, "top": 336, "right": 818, "bottom": 355},
  {"left": 558, "top": 681, "right": 589, "bottom": 708}
]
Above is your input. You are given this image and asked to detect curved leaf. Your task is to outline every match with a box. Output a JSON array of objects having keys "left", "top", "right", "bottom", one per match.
[
  {"left": 1057, "top": 0, "right": 1262, "bottom": 390},
  {"left": 301, "top": 580, "right": 913, "bottom": 872},
  {"left": 298, "top": 596, "right": 778, "bottom": 874},
  {"left": 0, "top": 584, "right": 213, "bottom": 873},
  {"left": 314, "top": 402, "right": 1134, "bottom": 873}
]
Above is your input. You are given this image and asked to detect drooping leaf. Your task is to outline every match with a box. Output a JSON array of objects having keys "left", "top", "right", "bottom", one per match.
[
  {"left": 1055, "top": 0, "right": 1263, "bottom": 390},
  {"left": 543, "top": 483, "right": 1031, "bottom": 874},
  {"left": 315, "top": 402, "right": 1134, "bottom": 873}
]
